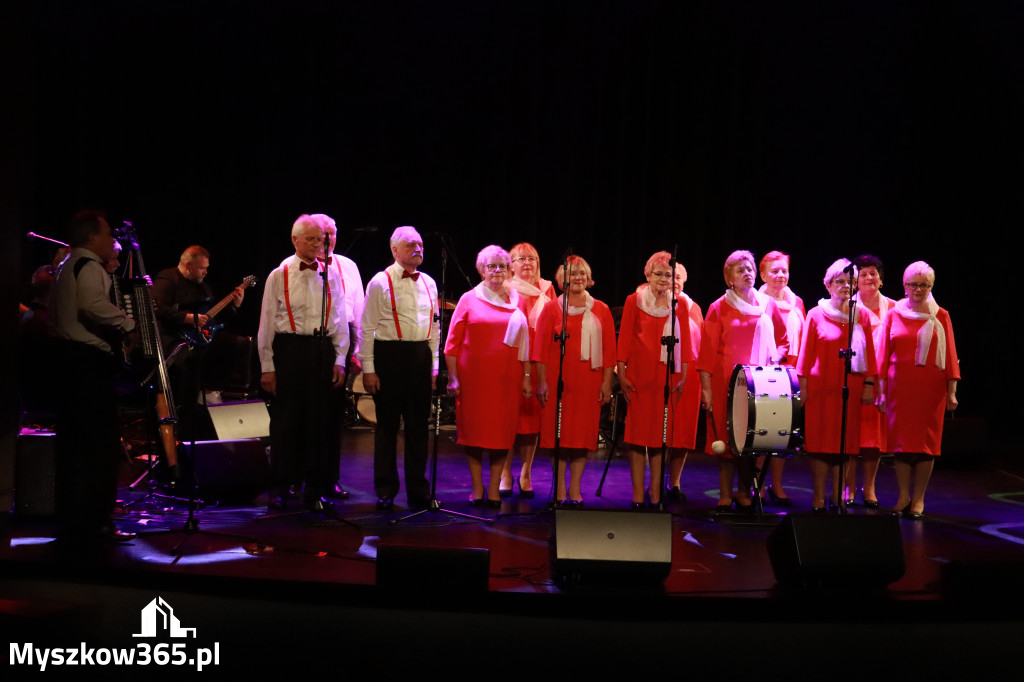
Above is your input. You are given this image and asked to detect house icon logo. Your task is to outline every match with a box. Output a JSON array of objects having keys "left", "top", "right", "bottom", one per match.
[{"left": 133, "top": 597, "right": 197, "bottom": 638}]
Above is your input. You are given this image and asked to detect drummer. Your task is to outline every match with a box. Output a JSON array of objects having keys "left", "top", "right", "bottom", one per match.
[
  {"left": 797, "top": 258, "right": 878, "bottom": 512},
  {"left": 697, "top": 251, "right": 789, "bottom": 513}
]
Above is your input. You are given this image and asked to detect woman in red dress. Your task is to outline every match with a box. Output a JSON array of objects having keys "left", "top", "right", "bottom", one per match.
[
  {"left": 697, "top": 250, "right": 788, "bottom": 513},
  {"left": 845, "top": 253, "right": 897, "bottom": 508},
  {"left": 444, "top": 245, "right": 533, "bottom": 507},
  {"left": 797, "top": 258, "right": 878, "bottom": 512},
  {"left": 756, "top": 250, "right": 806, "bottom": 506},
  {"left": 533, "top": 256, "right": 616, "bottom": 505},
  {"left": 616, "top": 251, "right": 694, "bottom": 509},
  {"left": 499, "top": 242, "right": 556, "bottom": 498},
  {"left": 877, "top": 261, "right": 960, "bottom": 520}
]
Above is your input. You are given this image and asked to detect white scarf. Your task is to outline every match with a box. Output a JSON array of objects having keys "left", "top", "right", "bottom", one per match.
[
  {"left": 635, "top": 284, "right": 682, "bottom": 371},
  {"left": 560, "top": 292, "right": 603, "bottom": 370},
  {"left": 725, "top": 288, "right": 778, "bottom": 365},
  {"left": 894, "top": 294, "right": 946, "bottom": 370},
  {"left": 817, "top": 298, "right": 869, "bottom": 373},
  {"left": 475, "top": 283, "right": 530, "bottom": 361},
  {"left": 508, "top": 277, "right": 553, "bottom": 329},
  {"left": 854, "top": 291, "right": 893, "bottom": 351},
  {"left": 760, "top": 284, "right": 804, "bottom": 359}
]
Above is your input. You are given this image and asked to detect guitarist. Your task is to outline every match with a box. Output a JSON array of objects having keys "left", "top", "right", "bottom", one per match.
[{"left": 152, "top": 245, "right": 246, "bottom": 439}]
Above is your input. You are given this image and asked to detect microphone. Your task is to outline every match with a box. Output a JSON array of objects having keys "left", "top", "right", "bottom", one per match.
[{"left": 26, "top": 232, "right": 69, "bottom": 247}]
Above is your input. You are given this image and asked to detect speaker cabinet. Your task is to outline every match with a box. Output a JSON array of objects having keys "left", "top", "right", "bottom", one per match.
[
  {"left": 551, "top": 509, "right": 673, "bottom": 586},
  {"left": 187, "top": 438, "right": 270, "bottom": 502},
  {"left": 376, "top": 544, "right": 490, "bottom": 592},
  {"left": 14, "top": 430, "right": 56, "bottom": 518},
  {"left": 767, "top": 514, "right": 905, "bottom": 588},
  {"left": 206, "top": 400, "right": 270, "bottom": 440}
]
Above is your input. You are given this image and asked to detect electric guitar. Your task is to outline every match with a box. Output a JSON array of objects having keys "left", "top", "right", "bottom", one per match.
[{"left": 178, "top": 275, "right": 257, "bottom": 346}]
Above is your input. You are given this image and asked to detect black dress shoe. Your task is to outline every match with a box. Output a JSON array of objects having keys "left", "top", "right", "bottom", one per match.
[
  {"left": 863, "top": 498, "right": 880, "bottom": 510},
  {"left": 905, "top": 510, "right": 925, "bottom": 521},
  {"left": 498, "top": 486, "right": 513, "bottom": 498},
  {"left": 468, "top": 497, "right": 485, "bottom": 507},
  {"left": 632, "top": 501, "right": 647, "bottom": 510},
  {"left": 376, "top": 497, "right": 394, "bottom": 511},
  {"left": 304, "top": 495, "right": 334, "bottom": 510},
  {"left": 485, "top": 497, "right": 502, "bottom": 509},
  {"left": 407, "top": 496, "right": 431, "bottom": 511},
  {"left": 268, "top": 496, "right": 287, "bottom": 509},
  {"left": 765, "top": 485, "right": 793, "bottom": 507},
  {"left": 328, "top": 482, "right": 350, "bottom": 499}
]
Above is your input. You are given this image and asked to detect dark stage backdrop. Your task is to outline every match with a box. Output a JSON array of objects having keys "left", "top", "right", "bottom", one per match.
[{"left": 11, "top": 1, "right": 1022, "bottom": 441}]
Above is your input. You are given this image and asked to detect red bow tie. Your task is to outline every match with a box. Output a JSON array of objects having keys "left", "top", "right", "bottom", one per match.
[
  {"left": 299, "top": 260, "right": 318, "bottom": 272},
  {"left": 402, "top": 270, "right": 420, "bottom": 281}
]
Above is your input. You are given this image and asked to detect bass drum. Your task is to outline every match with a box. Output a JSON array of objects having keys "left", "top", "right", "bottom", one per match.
[
  {"left": 726, "top": 364, "right": 803, "bottom": 457},
  {"left": 349, "top": 374, "right": 377, "bottom": 426}
]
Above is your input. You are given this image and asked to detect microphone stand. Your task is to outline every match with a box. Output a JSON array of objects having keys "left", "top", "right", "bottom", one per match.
[
  {"left": 549, "top": 248, "right": 572, "bottom": 507},
  {"left": 655, "top": 247, "right": 680, "bottom": 513},
  {"left": 835, "top": 269, "right": 858, "bottom": 514},
  {"left": 393, "top": 242, "right": 492, "bottom": 525}
]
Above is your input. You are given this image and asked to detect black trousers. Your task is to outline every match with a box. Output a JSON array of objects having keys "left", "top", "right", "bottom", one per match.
[
  {"left": 372, "top": 340, "right": 432, "bottom": 500},
  {"left": 55, "top": 341, "right": 121, "bottom": 534},
  {"left": 269, "top": 334, "right": 338, "bottom": 496}
]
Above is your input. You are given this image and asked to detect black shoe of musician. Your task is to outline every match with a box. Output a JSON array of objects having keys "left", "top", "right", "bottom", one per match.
[
  {"left": 328, "top": 482, "right": 350, "bottom": 499},
  {"left": 376, "top": 497, "right": 394, "bottom": 512},
  {"left": 408, "top": 496, "right": 431, "bottom": 511}
]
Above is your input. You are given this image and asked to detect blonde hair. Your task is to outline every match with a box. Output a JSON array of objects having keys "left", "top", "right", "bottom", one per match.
[
  {"left": 723, "top": 250, "right": 755, "bottom": 287},
  {"left": 475, "top": 244, "right": 512, "bottom": 278},
  {"left": 554, "top": 255, "right": 594, "bottom": 291},
  {"left": 903, "top": 260, "right": 935, "bottom": 286},
  {"left": 823, "top": 258, "right": 854, "bottom": 289}
]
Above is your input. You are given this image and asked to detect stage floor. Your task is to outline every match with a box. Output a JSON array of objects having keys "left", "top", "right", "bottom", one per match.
[{"left": 3, "top": 423, "right": 1024, "bottom": 672}]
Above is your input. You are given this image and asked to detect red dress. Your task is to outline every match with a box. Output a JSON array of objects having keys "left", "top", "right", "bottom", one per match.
[
  {"left": 856, "top": 295, "right": 897, "bottom": 451},
  {"left": 878, "top": 304, "right": 960, "bottom": 456},
  {"left": 797, "top": 305, "right": 878, "bottom": 455},
  {"left": 533, "top": 297, "right": 617, "bottom": 450},
  {"left": 616, "top": 292, "right": 694, "bottom": 449},
  {"left": 696, "top": 293, "right": 789, "bottom": 457},
  {"left": 676, "top": 294, "right": 704, "bottom": 450},
  {"left": 514, "top": 279, "right": 556, "bottom": 435},
  {"left": 444, "top": 289, "right": 524, "bottom": 450}
]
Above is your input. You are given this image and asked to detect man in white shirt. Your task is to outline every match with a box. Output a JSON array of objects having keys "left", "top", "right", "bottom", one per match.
[
  {"left": 258, "top": 216, "right": 349, "bottom": 508},
  {"left": 311, "top": 213, "right": 365, "bottom": 499},
  {"left": 51, "top": 209, "right": 137, "bottom": 542},
  {"left": 359, "top": 226, "right": 439, "bottom": 511}
]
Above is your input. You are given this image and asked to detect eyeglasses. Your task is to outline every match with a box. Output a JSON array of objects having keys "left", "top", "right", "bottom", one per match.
[
  {"left": 484, "top": 263, "right": 509, "bottom": 272},
  {"left": 650, "top": 271, "right": 673, "bottom": 279},
  {"left": 513, "top": 256, "right": 537, "bottom": 264},
  {"left": 904, "top": 281, "right": 932, "bottom": 290}
]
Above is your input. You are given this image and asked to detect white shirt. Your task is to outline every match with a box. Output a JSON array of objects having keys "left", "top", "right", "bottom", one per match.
[
  {"left": 258, "top": 254, "right": 349, "bottom": 372},
  {"left": 326, "top": 253, "right": 364, "bottom": 355},
  {"left": 359, "top": 262, "right": 439, "bottom": 374},
  {"left": 51, "top": 247, "right": 135, "bottom": 351}
]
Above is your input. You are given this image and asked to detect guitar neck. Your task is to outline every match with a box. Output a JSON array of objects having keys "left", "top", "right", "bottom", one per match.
[{"left": 203, "top": 293, "right": 236, "bottom": 322}]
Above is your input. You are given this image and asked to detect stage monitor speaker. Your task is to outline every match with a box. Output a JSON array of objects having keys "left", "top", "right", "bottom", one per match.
[
  {"left": 14, "top": 430, "right": 56, "bottom": 518},
  {"left": 206, "top": 400, "right": 270, "bottom": 440},
  {"left": 767, "top": 514, "right": 905, "bottom": 588},
  {"left": 551, "top": 509, "right": 673, "bottom": 586},
  {"left": 376, "top": 544, "right": 490, "bottom": 592},
  {"left": 188, "top": 438, "right": 269, "bottom": 502}
]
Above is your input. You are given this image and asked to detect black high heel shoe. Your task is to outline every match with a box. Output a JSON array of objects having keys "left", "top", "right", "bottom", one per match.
[
  {"left": 765, "top": 485, "right": 793, "bottom": 508},
  {"left": 516, "top": 477, "right": 535, "bottom": 499}
]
